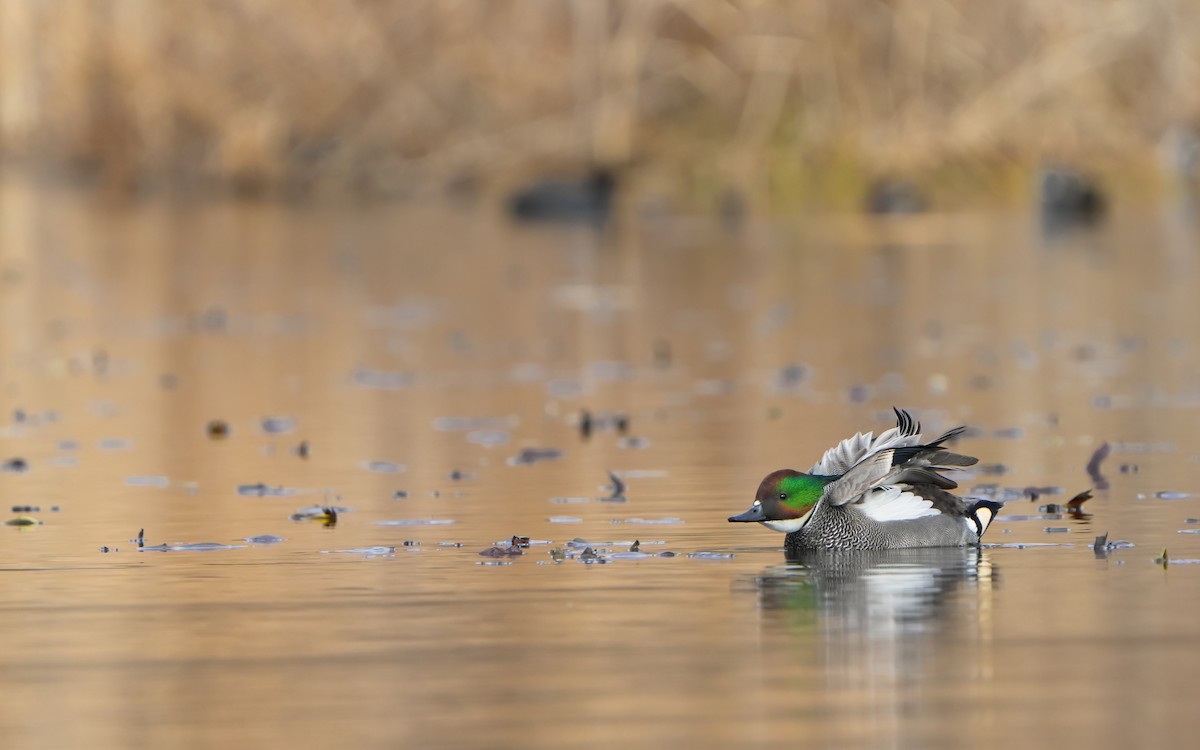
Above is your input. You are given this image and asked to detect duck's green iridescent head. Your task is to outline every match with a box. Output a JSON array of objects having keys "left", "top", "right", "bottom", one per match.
[{"left": 728, "top": 469, "right": 831, "bottom": 533}]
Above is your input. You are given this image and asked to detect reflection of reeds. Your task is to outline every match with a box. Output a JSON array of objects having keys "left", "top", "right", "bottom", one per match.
[{"left": 0, "top": 1, "right": 1196, "bottom": 202}]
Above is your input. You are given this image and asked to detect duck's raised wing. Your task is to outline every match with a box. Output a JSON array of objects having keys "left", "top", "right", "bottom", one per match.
[
  {"left": 822, "top": 425, "right": 977, "bottom": 520},
  {"left": 808, "top": 407, "right": 923, "bottom": 475}
]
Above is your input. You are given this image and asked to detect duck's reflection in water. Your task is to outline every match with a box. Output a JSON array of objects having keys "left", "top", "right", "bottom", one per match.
[
  {"left": 748, "top": 544, "right": 993, "bottom": 729},
  {"left": 753, "top": 547, "right": 994, "bottom": 628}
]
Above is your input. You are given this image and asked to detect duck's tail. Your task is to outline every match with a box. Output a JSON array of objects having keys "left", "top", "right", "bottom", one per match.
[{"left": 967, "top": 499, "right": 1004, "bottom": 538}]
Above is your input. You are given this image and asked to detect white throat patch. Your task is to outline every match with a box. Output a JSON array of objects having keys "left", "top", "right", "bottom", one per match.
[
  {"left": 761, "top": 507, "right": 814, "bottom": 534},
  {"left": 762, "top": 517, "right": 806, "bottom": 533}
]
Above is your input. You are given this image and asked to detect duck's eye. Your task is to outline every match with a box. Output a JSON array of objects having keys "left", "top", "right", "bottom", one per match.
[{"left": 779, "top": 493, "right": 787, "bottom": 500}]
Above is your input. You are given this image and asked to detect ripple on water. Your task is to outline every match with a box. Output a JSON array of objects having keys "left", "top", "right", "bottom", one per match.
[
  {"left": 237, "top": 483, "right": 297, "bottom": 497},
  {"left": 466, "top": 430, "right": 510, "bottom": 447},
  {"left": 984, "top": 543, "right": 1074, "bottom": 549},
  {"left": 139, "top": 543, "right": 246, "bottom": 552},
  {"left": 361, "top": 460, "right": 405, "bottom": 474},
  {"left": 320, "top": 546, "right": 397, "bottom": 556},
  {"left": 126, "top": 475, "right": 171, "bottom": 487},
  {"left": 351, "top": 369, "right": 413, "bottom": 390}
]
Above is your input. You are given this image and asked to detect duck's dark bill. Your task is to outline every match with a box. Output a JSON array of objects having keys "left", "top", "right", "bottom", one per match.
[{"left": 728, "top": 505, "right": 765, "bottom": 523}]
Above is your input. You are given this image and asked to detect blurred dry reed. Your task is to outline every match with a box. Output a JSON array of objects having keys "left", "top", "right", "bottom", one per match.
[{"left": 1, "top": 0, "right": 1197, "bottom": 206}]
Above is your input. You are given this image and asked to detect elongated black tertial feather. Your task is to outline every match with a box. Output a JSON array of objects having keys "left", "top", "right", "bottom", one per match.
[{"left": 891, "top": 466, "right": 960, "bottom": 489}]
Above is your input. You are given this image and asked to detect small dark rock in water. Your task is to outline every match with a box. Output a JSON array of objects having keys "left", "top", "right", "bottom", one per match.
[
  {"left": 1039, "top": 168, "right": 1106, "bottom": 227},
  {"left": 1038, "top": 504, "right": 1065, "bottom": 514},
  {"left": 507, "top": 447, "right": 563, "bottom": 466},
  {"left": 245, "top": 534, "right": 286, "bottom": 544},
  {"left": 10, "top": 505, "right": 39, "bottom": 513},
  {"left": 393, "top": 490, "right": 409, "bottom": 500},
  {"left": 1120, "top": 464, "right": 1139, "bottom": 473},
  {"left": 653, "top": 340, "right": 672, "bottom": 369},
  {"left": 967, "top": 374, "right": 995, "bottom": 391},
  {"left": 717, "top": 188, "right": 747, "bottom": 229},
  {"left": 403, "top": 540, "right": 421, "bottom": 547},
  {"left": 865, "top": 179, "right": 927, "bottom": 214},
  {"left": 199, "top": 306, "right": 228, "bottom": 332},
  {"left": 2, "top": 458, "right": 29, "bottom": 473},
  {"left": 294, "top": 441, "right": 309, "bottom": 459},
  {"left": 775, "top": 363, "right": 809, "bottom": 389},
  {"left": 577, "top": 411, "right": 630, "bottom": 438},
  {"left": 237, "top": 483, "right": 294, "bottom": 497},
  {"left": 508, "top": 169, "right": 616, "bottom": 223},
  {"left": 206, "top": 420, "right": 230, "bottom": 439},
  {"left": 99, "top": 546, "right": 112, "bottom": 553},
  {"left": 479, "top": 544, "right": 523, "bottom": 558},
  {"left": 448, "top": 469, "right": 474, "bottom": 481}
]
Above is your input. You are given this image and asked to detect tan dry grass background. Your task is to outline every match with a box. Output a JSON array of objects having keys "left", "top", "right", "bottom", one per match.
[{"left": 1, "top": 0, "right": 1198, "bottom": 207}]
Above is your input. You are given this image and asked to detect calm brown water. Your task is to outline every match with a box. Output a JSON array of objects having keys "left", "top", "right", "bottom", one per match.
[{"left": 2, "top": 181, "right": 1199, "bottom": 749}]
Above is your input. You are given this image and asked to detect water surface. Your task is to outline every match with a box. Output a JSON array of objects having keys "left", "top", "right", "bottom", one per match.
[{"left": 2, "top": 183, "right": 1198, "bottom": 748}]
